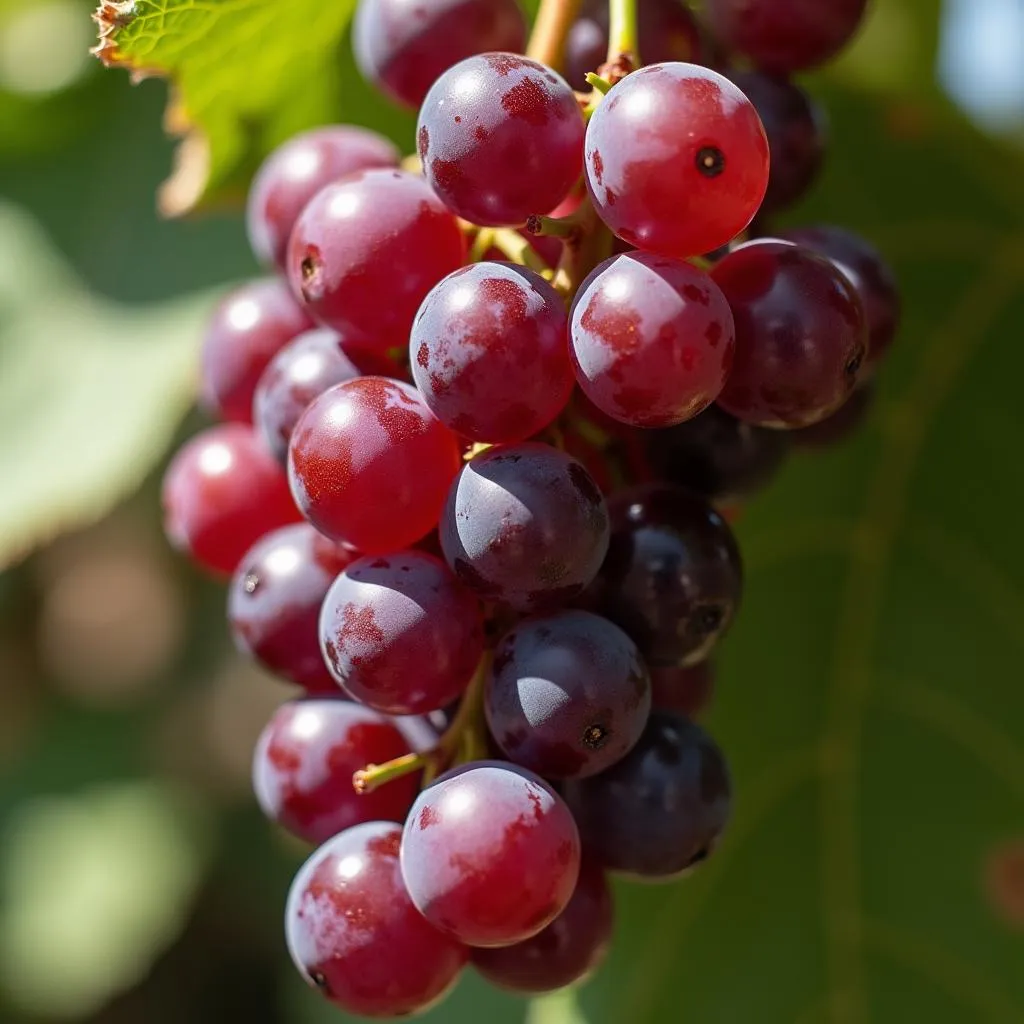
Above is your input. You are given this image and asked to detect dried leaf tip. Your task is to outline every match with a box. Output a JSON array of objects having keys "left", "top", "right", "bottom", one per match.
[{"left": 91, "top": 2, "right": 137, "bottom": 65}]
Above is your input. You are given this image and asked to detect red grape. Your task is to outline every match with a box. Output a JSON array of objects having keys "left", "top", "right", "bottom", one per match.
[
  {"left": 410, "top": 262, "right": 573, "bottom": 443},
  {"left": 712, "top": 240, "right": 867, "bottom": 427},
  {"left": 286, "top": 169, "right": 465, "bottom": 351},
  {"left": 792, "top": 380, "right": 875, "bottom": 450},
  {"left": 228, "top": 523, "right": 356, "bottom": 692},
  {"left": 400, "top": 762, "right": 581, "bottom": 946},
  {"left": 253, "top": 328, "right": 400, "bottom": 465},
  {"left": 319, "top": 551, "right": 485, "bottom": 715},
  {"left": 417, "top": 53, "right": 585, "bottom": 227},
  {"left": 287, "top": 822, "right": 467, "bottom": 1016},
  {"left": 200, "top": 278, "right": 313, "bottom": 424},
  {"left": 288, "top": 376, "right": 462, "bottom": 553},
  {"left": 471, "top": 859, "right": 613, "bottom": 993},
  {"left": 354, "top": 0, "right": 527, "bottom": 109},
  {"left": 246, "top": 126, "right": 399, "bottom": 269},
  {"left": 253, "top": 699, "right": 419, "bottom": 844},
  {"left": 706, "top": 0, "right": 868, "bottom": 73},
  {"left": 569, "top": 252, "right": 736, "bottom": 428},
  {"left": 649, "top": 661, "right": 715, "bottom": 717},
  {"left": 585, "top": 62, "right": 769, "bottom": 258},
  {"left": 162, "top": 424, "right": 299, "bottom": 576}
]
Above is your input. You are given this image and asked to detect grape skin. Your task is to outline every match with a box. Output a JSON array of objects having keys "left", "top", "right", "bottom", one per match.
[
  {"left": 417, "top": 53, "right": 585, "bottom": 227},
  {"left": 649, "top": 661, "right": 715, "bottom": 718},
  {"left": 400, "top": 762, "right": 581, "bottom": 947},
  {"left": 319, "top": 551, "right": 485, "bottom": 715},
  {"left": 286, "top": 822, "right": 467, "bottom": 1017}
]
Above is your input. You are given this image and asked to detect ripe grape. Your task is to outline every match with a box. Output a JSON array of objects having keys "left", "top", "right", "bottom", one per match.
[
  {"left": 486, "top": 610, "right": 651, "bottom": 779},
  {"left": 649, "top": 661, "right": 715, "bottom": 717},
  {"left": 706, "top": 0, "right": 868, "bottom": 73},
  {"left": 792, "top": 381, "right": 875, "bottom": 450},
  {"left": 287, "top": 822, "right": 467, "bottom": 1017},
  {"left": 585, "top": 63, "right": 769, "bottom": 258},
  {"left": 286, "top": 169, "right": 465, "bottom": 351},
  {"left": 731, "top": 71, "right": 826, "bottom": 215},
  {"left": 562, "top": 711, "right": 731, "bottom": 879},
  {"left": 354, "top": 0, "right": 527, "bottom": 109},
  {"left": 200, "top": 278, "right": 314, "bottom": 424},
  {"left": 712, "top": 240, "right": 867, "bottom": 427},
  {"left": 569, "top": 252, "right": 736, "bottom": 428},
  {"left": 288, "top": 376, "right": 462, "bottom": 553},
  {"left": 253, "top": 699, "right": 419, "bottom": 844},
  {"left": 246, "top": 126, "right": 399, "bottom": 269},
  {"left": 400, "top": 762, "right": 581, "bottom": 946},
  {"left": 253, "top": 328, "right": 400, "bottom": 465},
  {"left": 319, "top": 551, "right": 484, "bottom": 715},
  {"left": 590, "top": 484, "right": 743, "bottom": 666},
  {"left": 410, "top": 262, "right": 573, "bottom": 443},
  {"left": 417, "top": 53, "right": 585, "bottom": 227},
  {"left": 441, "top": 443, "right": 611, "bottom": 612},
  {"left": 471, "top": 859, "right": 613, "bottom": 993},
  {"left": 779, "top": 225, "right": 901, "bottom": 364},
  {"left": 162, "top": 424, "right": 299, "bottom": 576},
  {"left": 564, "top": 0, "right": 705, "bottom": 90},
  {"left": 645, "top": 403, "right": 790, "bottom": 502},
  {"left": 228, "top": 523, "right": 357, "bottom": 692}
]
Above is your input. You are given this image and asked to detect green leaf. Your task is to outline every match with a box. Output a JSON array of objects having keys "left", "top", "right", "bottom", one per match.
[{"left": 0, "top": 202, "right": 208, "bottom": 567}]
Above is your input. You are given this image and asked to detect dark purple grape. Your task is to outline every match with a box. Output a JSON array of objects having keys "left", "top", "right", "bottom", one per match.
[
  {"left": 590, "top": 484, "right": 742, "bottom": 667},
  {"left": 417, "top": 53, "right": 585, "bottom": 227},
  {"left": 564, "top": 0, "right": 706, "bottom": 90},
  {"left": 246, "top": 126, "right": 399, "bottom": 269},
  {"left": 705, "top": 0, "right": 868, "bottom": 73},
  {"left": 649, "top": 661, "right": 714, "bottom": 717},
  {"left": 730, "top": 71, "right": 826, "bottom": 215},
  {"left": 354, "top": 0, "right": 527, "bottom": 109},
  {"left": 486, "top": 610, "right": 651, "bottom": 779},
  {"left": 471, "top": 859, "right": 613, "bottom": 992},
  {"left": 712, "top": 240, "right": 867, "bottom": 428},
  {"left": 645, "top": 403, "right": 790, "bottom": 502},
  {"left": 778, "top": 225, "right": 901, "bottom": 364},
  {"left": 792, "top": 380, "right": 875, "bottom": 450},
  {"left": 440, "top": 443, "right": 611, "bottom": 612},
  {"left": 253, "top": 328, "right": 400, "bottom": 464},
  {"left": 228, "top": 523, "right": 357, "bottom": 692},
  {"left": 562, "top": 710, "right": 731, "bottom": 879}
]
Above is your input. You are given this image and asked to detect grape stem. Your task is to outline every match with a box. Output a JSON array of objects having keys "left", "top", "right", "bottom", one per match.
[
  {"left": 476, "top": 226, "right": 552, "bottom": 273},
  {"left": 606, "top": 0, "right": 639, "bottom": 67},
  {"left": 584, "top": 72, "right": 613, "bottom": 95},
  {"left": 526, "top": 0, "right": 583, "bottom": 71}
]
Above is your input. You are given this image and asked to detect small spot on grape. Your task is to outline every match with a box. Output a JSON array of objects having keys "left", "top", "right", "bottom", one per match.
[
  {"left": 582, "top": 723, "right": 609, "bottom": 749},
  {"left": 694, "top": 603, "right": 725, "bottom": 634},
  {"left": 696, "top": 146, "right": 725, "bottom": 178},
  {"left": 845, "top": 347, "right": 865, "bottom": 379},
  {"left": 417, "top": 125, "right": 429, "bottom": 157},
  {"left": 243, "top": 571, "right": 260, "bottom": 594},
  {"left": 310, "top": 971, "right": 331, "bottom": 993},
  {"left": 418, "top": 804, "right": 440, "bottom": 829},
  {"left": 454, "top": 115, "right": 462, "bottom": 123}
]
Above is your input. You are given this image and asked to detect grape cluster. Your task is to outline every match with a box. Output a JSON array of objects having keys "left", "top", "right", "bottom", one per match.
[{"left": 161, "top": 0, "right": 899, "bottom": 1016}]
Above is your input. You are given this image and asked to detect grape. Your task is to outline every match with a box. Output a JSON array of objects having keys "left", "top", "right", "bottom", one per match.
[
  {"left": 562, "top": 711, "right": 731, "bottom": 879},
  {"left": 712, "top": 240, "right": 867, "bottom": 428},
  {"left": 645, "top": 403, "right": 790, "bottom": 502},
  {"left": 486, "top": 610, "right": 651, "bottom": 779},
  {"left": 162, "top": 424, "right": 299, "bottom": 576},
  {"left": 778, "top": 225, "right": 901, "bottom": 364},
  {"left": 731, "top": 71, "right": 826, "bottom": 215},
  {"left": 590, "top": 484, "right": 742, "bottom": 666},
  {"left": 410, "top": 262, "right": 573, "bottom": 443},
  {"left": 564, "top": 0, "right": 705, "bottom": 91},
  {"left": 287, "top": 822, "right": 467, "bottom": 1017},
  {"left": 319, "top": 551, "right": 485, "bottom": 715},
  {"left": 441, "top": 443, "right": 611, "bottom": 612},
  {"left": 288, "top": 376, "right": 462, "bottom": 553},
  {"left": 792, "top": 380, "right": 875, "bottom": 450},
  {"left": 228, "top": 523, "right": 356, "bottom": 692},
  {"left": 286, "top": 169, "right": 465, "bottom": 351},
  {"left": 200, "top": 278, "right": 314, "bottom": 424},
  {"left": 569, "top": 252, "right": 736, "bottom": 428},
  {"left": 400, "top": 762, "right": 581, "bottom": 946},
  {"left": 585, "top": 63, "right": 769, "bottom": 259},
  {"left": 649, "top": 661, "right": 714, "bottom": 717},
  {"left": 471, "top": 859, "right": 613, "bottom": 993},
  {"left": 253, "top": 699, "right": 419, "bottom": 844},
  {"left": 417, "top": 53, "right": 585, "bottom": 227},
  {"left": 705, "top": 0, "right": 868, "bottom": 73},
  {"left": 354, "top": 0, "right": 527, "bottom": 109},
  {"left": 253, "top": 328, "right": 400, "bottom": 465},
  {"left": 246, "top": 126, "right": 399, "bottom": 269}
]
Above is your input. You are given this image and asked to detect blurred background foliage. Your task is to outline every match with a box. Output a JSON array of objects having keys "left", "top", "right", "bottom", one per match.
[{"left": 0, "top": 0, "right": 1022, "bottom": 1021}]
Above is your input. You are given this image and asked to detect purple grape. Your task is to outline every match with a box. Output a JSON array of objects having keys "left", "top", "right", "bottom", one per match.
[
  {"left": 486, "top": 610, "right": 651, "bottom": 779},
  {"left": 440, "top": 443, "right": 611, "bottom": 612},
  {"left": 792, "top": 380, "right": 875, "bottom": 449},
  {"left": 649, "top": 661, "right": 714, "bottom": 718}
]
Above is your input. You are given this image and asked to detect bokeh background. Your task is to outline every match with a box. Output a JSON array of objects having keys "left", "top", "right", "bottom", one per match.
[{"left": 1, "top": 0, "right": 1022, "bottom": 1021}]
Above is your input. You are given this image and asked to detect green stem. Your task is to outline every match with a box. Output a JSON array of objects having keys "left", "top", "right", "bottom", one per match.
[
  {"left": 526, "top": 0, "right": 583, "bottom": 70},
  {"left": 607, "top": 0, "right": 639, "bottom": 66},
  {"left": 584, "top": 72, "right": 613, "bottom": 95},
  {"left": 485, "top": 227, "right": 551, "bottom": 273},
  {"left": 353, "top": 752, "right": 427, "bottom": 794}
]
